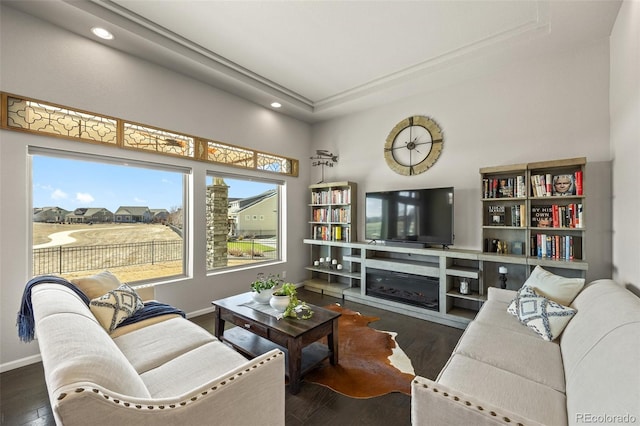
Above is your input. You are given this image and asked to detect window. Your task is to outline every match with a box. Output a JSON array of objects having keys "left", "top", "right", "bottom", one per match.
[
  {"left": 31, "top": 149, "right": 187, "bottom": 283},
  {"left": 207, "top": 174, "right": 281, "bottom": 270}
]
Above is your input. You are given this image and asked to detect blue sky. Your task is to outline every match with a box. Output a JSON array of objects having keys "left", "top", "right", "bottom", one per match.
[{"left": 32, "top": 155, "right": 275, "bottom": 212}]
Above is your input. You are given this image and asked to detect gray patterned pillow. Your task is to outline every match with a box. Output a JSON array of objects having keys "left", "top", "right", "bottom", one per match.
[
  {"left": 90, "top": 283, "right": 144, "bottom": 332},
  {"left": 507, "top": 285, "right": 576, "bottom": 341}
]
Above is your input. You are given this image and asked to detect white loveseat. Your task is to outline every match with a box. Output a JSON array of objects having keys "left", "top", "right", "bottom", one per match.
[
  {"left": 412, "top": 278, "right": 640, "bottom": 426},
  {"left": 30, "top": 278, "right": 285, "bottom": 426}
]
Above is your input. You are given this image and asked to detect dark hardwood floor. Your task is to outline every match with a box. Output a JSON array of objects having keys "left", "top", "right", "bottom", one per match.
[{"left": 0, "top": 289, "right": 463, "bottom": 425}]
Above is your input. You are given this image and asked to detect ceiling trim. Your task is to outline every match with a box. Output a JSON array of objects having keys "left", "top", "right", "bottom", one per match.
[
  {"left": 314, "top": 2, "right": 550, "bottom": 112},
  {"left": 79, "top": 0, "right": 550, "bottom": 116}
]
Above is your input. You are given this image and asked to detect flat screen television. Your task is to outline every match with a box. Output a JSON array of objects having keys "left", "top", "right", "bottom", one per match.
[{"left": 365, "top": 187, "right": 454, "bottom": 248}]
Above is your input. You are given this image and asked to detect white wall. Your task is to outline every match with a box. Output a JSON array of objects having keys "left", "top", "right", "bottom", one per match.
[
  {"left": 311, "top": 36, "right": 613, "bottom": 280},
  {"left": 610, "top": 0, "right": 640, "bottom": 292},
  {"left": 0, "top": 6, "right": 312, "bottom": 370}
]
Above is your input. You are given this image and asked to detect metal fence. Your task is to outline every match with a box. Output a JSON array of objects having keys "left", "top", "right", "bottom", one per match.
[
  {"left": 33, "top": 238, "right": 278, "bottom": 275},
  {"left": 226, "top": 238, "right": 278, "bottom": 260},
  {"left": 33, "top": 240, "right": 183, "bottom": 275}
]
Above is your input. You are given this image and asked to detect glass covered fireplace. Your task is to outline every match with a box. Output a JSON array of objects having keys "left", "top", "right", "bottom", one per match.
[{"left": 366, "top": 268, "right": 439, "bottom": 311}]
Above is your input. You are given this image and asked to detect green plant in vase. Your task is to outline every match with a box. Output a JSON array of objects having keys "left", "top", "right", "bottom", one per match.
[
  {"left": 272, "top": 283, "right": 314, "bottom": 319},
  {"left": 250, "top": 273, "right": 281, "bottom": 304}
]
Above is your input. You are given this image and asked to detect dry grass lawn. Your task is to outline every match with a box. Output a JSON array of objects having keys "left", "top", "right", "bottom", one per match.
[
  {"left": 32, "top": 223, "right": 260, "bottom": 284},
  {"left": 33, "top": 223, "right": 181, "bottom": 246}
]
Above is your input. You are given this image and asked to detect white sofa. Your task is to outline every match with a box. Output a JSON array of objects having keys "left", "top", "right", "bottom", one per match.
[
  {"left": 30, "top": 281, "right": 285, "bottom": 426},
  {"left": 412, "top": 278, "right": 640, "bottom": 426}
]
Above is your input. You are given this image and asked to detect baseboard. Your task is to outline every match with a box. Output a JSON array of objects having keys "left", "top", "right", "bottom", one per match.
[
  {"left": 1, "top": 353, "right": 42, "bottom": 373},
  {"left": 186, "top": 305, "right": 216, "bottom": 319}
]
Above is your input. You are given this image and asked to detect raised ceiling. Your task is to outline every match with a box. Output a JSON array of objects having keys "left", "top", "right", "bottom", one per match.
[{"left": 4, "top": 0, "right": 622, "bottom": 123}]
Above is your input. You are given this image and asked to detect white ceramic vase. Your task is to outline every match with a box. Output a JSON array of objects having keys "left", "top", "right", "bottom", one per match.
[
  {"left": 269, "top": 294, "right": 290, "bottom": 312},
  {"left": 251, "top": 288, "right": 274, "bottom": 304}
]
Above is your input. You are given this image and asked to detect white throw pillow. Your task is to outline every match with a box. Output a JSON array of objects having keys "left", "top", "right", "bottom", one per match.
[
  {"left": 507, "top": 285, "right": 537, "bottom": 316},
  {"left": 507, "top": 286, "right": 576, "bottom": 341},
  {"left": 523, "top": 265, "right": 585, "bottom": 306},
  {"left": 90, "top": 283, "right": 144, "bottom": 332}
]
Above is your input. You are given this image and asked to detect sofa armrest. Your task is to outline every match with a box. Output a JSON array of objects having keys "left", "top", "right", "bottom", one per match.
[
  {"left": 51, "top": 349, "right": 285, "bottom": 426},
  {"left": 487, "top": 287, "right": 517, "bottom": 304},
  {"left": 411, "top": 376, "right": 543, "bottom": 426}
]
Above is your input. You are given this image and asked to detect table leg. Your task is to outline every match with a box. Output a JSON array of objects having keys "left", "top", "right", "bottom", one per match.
[
  {"left": 328, "top": 317, "right": 339, "bottom": 365},
  {"left": 287, "top": 338, "right": 303, "bottom": 394},
  {"left": 213, "top": 307, "right": 225, "bottom": 340}
]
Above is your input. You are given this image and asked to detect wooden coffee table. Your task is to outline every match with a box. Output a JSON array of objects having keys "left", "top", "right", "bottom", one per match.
[{"left": 212, "top": 292, "right": 341, "bottom": 394}]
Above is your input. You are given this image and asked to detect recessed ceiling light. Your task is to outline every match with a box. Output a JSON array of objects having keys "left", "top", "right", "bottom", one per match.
[
  {"left": 91, "top": 27, "right": 114, "bottom": 40},
  {"left": 270, "top": 102, "right": 282, "bottom": 108}
]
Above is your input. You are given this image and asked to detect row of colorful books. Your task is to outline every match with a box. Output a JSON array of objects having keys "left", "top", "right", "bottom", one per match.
[
  {"left": 531, "top": 234, "right": 583, "bottom": 260},
  {"left": 487, "top": 204, "right": 583, "bottom": 228},
  {"left": 487, "top": 204, "right": 527, "bottom": 227},
  {"left": 312, "top": 225, "right": 351, "bottom": 242},
  {"left": 483, "top": 170, "right": 584, "bottom": 198},
  {"left": 530, "top": 204, "right": 583, "bottom": 228},
  {"left": 531, "top": 171, "right": 583, "bottom": 197},
  {"left": 482, "top": 176, "right": 527, "bottom": 199},
  {"left": 311, "top": 207, "right": 351, "bottom": 223},
  {"left": 310, "top": 188, "right": 352, "bottom": 205}
]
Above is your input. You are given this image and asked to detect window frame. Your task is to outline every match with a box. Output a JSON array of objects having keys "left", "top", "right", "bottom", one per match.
[
  {"left": 205, "top": 171, "right": 284, "bottom": 273},
  {"left": 29, "top": 146, "right": 191, "bottom": 285}
]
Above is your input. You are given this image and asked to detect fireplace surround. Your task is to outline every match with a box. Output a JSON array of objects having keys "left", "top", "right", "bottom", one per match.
[{"left": 366, "top": 268, "right": 439, "bottom": 310}]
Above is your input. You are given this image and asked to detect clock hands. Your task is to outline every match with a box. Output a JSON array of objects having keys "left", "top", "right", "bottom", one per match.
[{"left": 384, "top": 139, "right": 432, "bottom": 152}]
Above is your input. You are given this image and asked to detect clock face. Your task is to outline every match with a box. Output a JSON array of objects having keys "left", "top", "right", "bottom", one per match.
[{"left": 384, "top": 116, "right": 444, "bottom": 176}]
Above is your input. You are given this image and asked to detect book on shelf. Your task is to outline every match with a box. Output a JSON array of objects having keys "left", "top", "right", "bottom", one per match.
[
  {"left": 312, "top": 207, "right": 329, "bottom": 222},
  {"left": 552, "top": 174, "right": 576, "bottom": 196},
  {"left": 488, "top": 205, "right": 506, "bottom": 225},
  {"left": 509, "top": 204, "right": 527, "bottom": 227},
  {"left": 530, "top": 205, "right": 553, "bottom": 227},
  {"left": 313, "top": 225, "right": 330, "bottom": 240},
  {"left": 332, "top": 206, "right": 350, "bottom": 223},
  {"left": 575, "top": 170, "right": 583, "bottom": 195},
  {"left": 530, "top": 204, "right": 583, "bottom": 228},
  {"left": 531, "top": 234, "right": 582, "bottom": 260},
  {"left": 482, "top": 175, "right": 526, "bottom": 198},
  {"left": 333, "top": 226, "right": 342, "bottom": 241},
  {"left": 530, "top": 173, "right": 553, "bottom": 197}
]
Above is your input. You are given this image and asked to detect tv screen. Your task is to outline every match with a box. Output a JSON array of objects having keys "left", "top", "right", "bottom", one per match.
[{"left": 365, "top": 187, "right": 454, "bottom": 247}]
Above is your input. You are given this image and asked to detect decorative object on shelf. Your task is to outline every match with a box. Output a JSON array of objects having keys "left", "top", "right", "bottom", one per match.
[
  {"left": 384, "top": 115, "right": 444, "bottom": 176},
  {"left": 459, "top": 279, "right": 470, "bottom": 295},
  {"left": 250, "top": 273, "right": 281, "bottom": 304},
  {"left": 310, "top": 149, "right": 338, "bottom": 183},
  {"left": 271, "top": 283, "right": 314, "bottom": 319},
  {"left": 499, "top": 266, "right": 508, "bottom": 289}
]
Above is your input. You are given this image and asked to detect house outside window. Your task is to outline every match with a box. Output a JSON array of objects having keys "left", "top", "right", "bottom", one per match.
[
  {"left": 31, "top": 151, "right": 186, "bottom": 283},
  {"left": 207, "top": 174, "right": 281, "bottom": 270}
]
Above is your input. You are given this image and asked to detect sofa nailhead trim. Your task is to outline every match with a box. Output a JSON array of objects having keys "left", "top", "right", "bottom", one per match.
[
  {"left": 53, "top": 351, "right": 286, "bottom": 411},
  {"left": 415, "top": 380, "right": 520, "bottom": 425}
]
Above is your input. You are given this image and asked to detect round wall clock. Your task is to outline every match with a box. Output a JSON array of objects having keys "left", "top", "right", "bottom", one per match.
[{"left": 384, "top": 115, "right": 444, "bottom": 176}]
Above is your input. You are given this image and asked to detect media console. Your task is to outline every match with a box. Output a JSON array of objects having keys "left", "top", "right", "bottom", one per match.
[{"left": 303, "top": 239, "right": 588, "bottom": 329}]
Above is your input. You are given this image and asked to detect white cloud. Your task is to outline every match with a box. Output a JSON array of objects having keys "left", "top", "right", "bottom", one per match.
[
  {"left": 51, "top": 189, "right": 68, "bottom": 200},
  {"left": 37, "top": 183, "right": 54, "bottom": 191},
  {"left": 134, "top": 197, "right": 147, "bottom": 203},
  {"left": 76, "top": 192, "right": 95, "bottom": 203}
]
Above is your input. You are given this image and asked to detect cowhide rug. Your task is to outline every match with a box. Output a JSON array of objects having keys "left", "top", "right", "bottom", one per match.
[{"left": 304, "top": 304, "right": 415, "bottom": 398}]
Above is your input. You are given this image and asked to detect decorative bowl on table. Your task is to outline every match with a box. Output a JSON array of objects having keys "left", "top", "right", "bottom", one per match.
[{"left": 251, "top": 288, "right": 274, "bottom": 304}]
